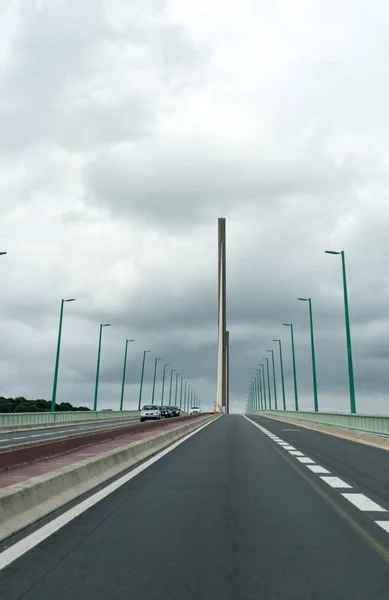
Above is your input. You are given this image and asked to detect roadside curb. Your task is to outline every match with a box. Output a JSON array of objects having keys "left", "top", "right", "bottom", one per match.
[{"left": 0, "top": 415, "right": 216, "bottom": 542}]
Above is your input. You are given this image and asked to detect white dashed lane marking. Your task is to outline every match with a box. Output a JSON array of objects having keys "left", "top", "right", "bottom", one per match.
[
  {"left": 320, "top": 476, "right": 352, "bottom": 489},
  {"left": 242, "top": 415, "right": 389, "bottom": 535},
  {"left": 341, "top": 493, "right": 386, "bottom": 512},
  {"left": 296, "top": 457, "right": 315, "bottom": 464},
  {"left": 307, "top": 465, "right": 331, "bottom": 474}
]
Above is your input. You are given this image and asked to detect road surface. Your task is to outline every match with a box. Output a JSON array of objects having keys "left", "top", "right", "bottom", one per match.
[
  {"left": 1, "top": 414, "right": 389, "bottom": 599},
  {"left": 0, "top": 417, "right": 140, "bottom": 448}
]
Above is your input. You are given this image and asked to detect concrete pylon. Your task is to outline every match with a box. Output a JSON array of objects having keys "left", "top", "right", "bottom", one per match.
[{"left": 215, "top": 218, "right": 228, "bottom": 413}]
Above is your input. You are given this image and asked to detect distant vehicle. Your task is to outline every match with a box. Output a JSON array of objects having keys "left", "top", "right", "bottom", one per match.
[
  {"left": 190, "top": 407, "right": 200, "bottom": 415},
  {"left": 169, "top": 406, "right": 180, "bottom": 417},
  {"left": 140, "top": 405, "right": 161, "bottom": 422},
  {"left": 159, "top": 405, "right": 173, "bottom": 418}
]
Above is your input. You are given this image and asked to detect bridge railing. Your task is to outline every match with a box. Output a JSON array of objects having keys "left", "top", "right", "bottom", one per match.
[
  {"left": 0, "top": 410, "right": 140, "bottom": 428},
  {"left": 255, "top": 410, "right": 389, "bottom": 435}
]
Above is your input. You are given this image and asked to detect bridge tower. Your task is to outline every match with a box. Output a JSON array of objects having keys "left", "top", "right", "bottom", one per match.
[{"left": 215, "top": 218, "right": 229, "bottom": 413}]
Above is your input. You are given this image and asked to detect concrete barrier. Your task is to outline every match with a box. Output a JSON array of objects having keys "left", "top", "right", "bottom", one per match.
[
  {"left": 0, "top": 415, "right": 217, "bottom": 541},
  {"left": 0, "top": 410, "right": 140, "bottom": 430}
]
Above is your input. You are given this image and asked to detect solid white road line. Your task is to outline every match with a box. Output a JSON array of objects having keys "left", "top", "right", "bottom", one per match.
[
  {"left": 306, "top": 465, "right": 331, "bottom": 474},
  {"left": 320, "top": 476, "right": 352, "bottom": 489},
  {"left": 0, "top": 416, "right": 220, "bottom": 571},
  {"left": 341, "top": 493, "right": 386, "bottom": 512}
]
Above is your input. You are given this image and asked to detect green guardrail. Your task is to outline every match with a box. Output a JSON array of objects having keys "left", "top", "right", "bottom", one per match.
[
  {"left": 255, "top": 410, "right": 389, "bottom": 435},
  {"left": 0, "top": 410, "right": 140, "bottom": 428}
]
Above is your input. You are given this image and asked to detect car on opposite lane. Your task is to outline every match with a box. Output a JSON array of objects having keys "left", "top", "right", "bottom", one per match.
[
  {"left": 140, "top": 405, "right": 161, "bottom": 422},
  {"left": 159, "top": 406, "right": 173, "bottom": 418},
  {"left": 189, "top": 407, "right": 201, "bottom": 415}
]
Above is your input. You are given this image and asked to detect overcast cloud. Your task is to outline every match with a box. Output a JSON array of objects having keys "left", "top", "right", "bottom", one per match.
[{"left": 1, "top": 0, "right": 389, "bottom": 415}]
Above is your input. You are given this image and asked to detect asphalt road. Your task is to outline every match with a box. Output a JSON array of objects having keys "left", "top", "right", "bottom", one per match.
[
  {"left": 0, "top": 417, "right": 141, "bottom": 448},
  {"left": 1, "top": 414, "right": 389, "bottom": 599}
]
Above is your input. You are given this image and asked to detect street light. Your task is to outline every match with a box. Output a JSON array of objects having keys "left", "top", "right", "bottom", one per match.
[
  {"left": 138, "top": 350, "right": 151, "bottom": 410},
  {"left": 266, "top": 349, "right": 278, "bottom": 410},
  {"left": 184, "top": 380, "right": 187, "bottom": 412},
  {"left": 252, "top": 375, "right": 258, "bottom": 411},
  {"left": 151, "top": 357, "right": 161, "bottom": 403},
  {"left": 120, "top": 339, "right": 135, "bottom": 411},
  {"left": 93, "top": 323, "right": 111, "bottom": 411},
  {"left": 273, "top": 339, "right": 286, "bottom": 410},
  {"left": 179, "top": 376, "right": 184, "bottom": 410},
  {"left": 257, "top": 369, "right": 264, "bottom": 410},
  {"left": 260, "top": 364, "right": 267, "bottom": 409},
  {"left": 0, "top": 252, "right": 7, "bottom": 256},
  {"left": 168, "top": 368, "right": 176, "bottom": 405},
  {"left": 325, "top": 250, "right": 356, "bottom": 414},
  {"left": 298, "top": 297, "right": 319, "bottom": 412},
  {"left": 161, "top": 364, "right": 169, "bottom": 405},
  {"left": 174, "top": 372, "right": 179, "bottom": 406},
  {"left": 262, "top": 357, "right": 272, "bottom": 409},
  {"left": 282, "top": 323, "right": 298, "bottom": 411},
  {"left": 51, "top": 298, "right": 75, "bottom": 412}
]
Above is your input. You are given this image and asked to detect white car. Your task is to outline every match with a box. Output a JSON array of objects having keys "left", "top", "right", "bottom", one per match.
[
  {"left": 189, "top": 407, "right": 201, "bottom": 415},
  {"left": 140, "top": 405, "right": 161, "bottom": 422}
]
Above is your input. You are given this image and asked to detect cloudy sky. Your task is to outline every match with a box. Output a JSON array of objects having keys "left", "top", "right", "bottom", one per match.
[{"left": 1, "top": 0, "right": 389, "bottom": 415}]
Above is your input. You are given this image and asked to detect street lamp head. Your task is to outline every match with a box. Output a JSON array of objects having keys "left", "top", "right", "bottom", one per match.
[
  {"left": 0, "top": 252, "right": 7, "bottom": 256},
  {"left": 325, "top": 250, "right": 341, "bottom": 255},
  {"left": 282, "top": 323, "right": 291, "bottom": 327},
  {"left": 266, "top": 349, "right": 273, "bottom": 353},
  {"left": 272, "top": 339, "right": 280, "bottom": 342},
  {"left": 297, "top": 297, "right": 309, "bottom": 302},
  {"left": 102, "top": 323, "right": 111, "bottom": 327},
  {"left": 127, "top": 339, "right": 135, "bottom": 342},
  {"left": 65, "top": 298, "right": 75, "bottom": 303}
]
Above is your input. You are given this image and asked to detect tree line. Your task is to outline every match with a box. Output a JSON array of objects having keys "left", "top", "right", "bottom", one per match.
[{"left": 0, "top": 397, "right": 90, "bottom": 413}]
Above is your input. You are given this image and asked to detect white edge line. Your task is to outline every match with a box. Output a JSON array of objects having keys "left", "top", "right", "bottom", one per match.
[{"left": 0, "top": 416, "right": 221, "bottom": 570}]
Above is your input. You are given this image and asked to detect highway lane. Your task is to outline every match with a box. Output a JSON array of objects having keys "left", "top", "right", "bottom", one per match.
[
  {"left": 1, "top": 414, "right": 389, "bottom": 599},
  {"left": 251, "top": 414, "right": 389, "bottom": 511},
  {"left": 0, "top": 417, "right": 141, "bottom": 448}
]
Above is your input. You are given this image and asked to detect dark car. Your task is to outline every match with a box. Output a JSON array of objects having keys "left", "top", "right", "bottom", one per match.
[
  {"left": 169, "top": 406, "right": 180, "bottom": 417},
  {"left": 159, "top": 406, "right": 173, "bottom": 418}
]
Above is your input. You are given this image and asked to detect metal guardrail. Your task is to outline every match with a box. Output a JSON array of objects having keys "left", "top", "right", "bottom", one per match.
[
  {"left": 256, "top": 410, "right": 389, "bottom": 435},
  {"left": 0, "top": 410, "right": 140, "bottom": 428}
]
